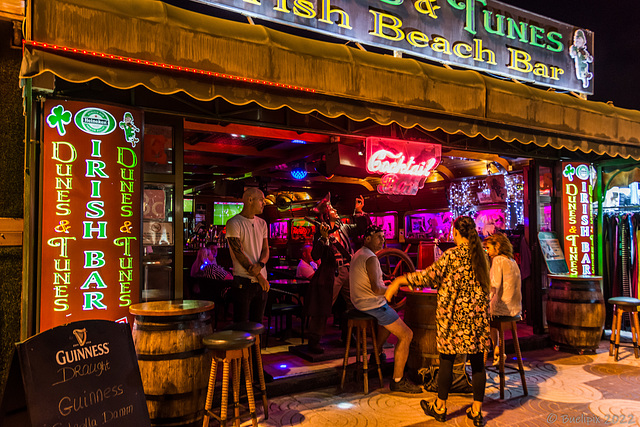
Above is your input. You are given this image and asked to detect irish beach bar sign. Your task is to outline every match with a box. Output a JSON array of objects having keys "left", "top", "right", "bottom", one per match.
[
  {"left": 194, "top": 0, "right": 594, "bottom": 93},
  {"left": 40, "top": 100, "right": 143, "bottom": 331}
]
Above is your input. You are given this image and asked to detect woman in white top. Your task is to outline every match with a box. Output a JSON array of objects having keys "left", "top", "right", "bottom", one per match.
[{"left": 484, "top": 233, "right": 522, "bottom": 364}]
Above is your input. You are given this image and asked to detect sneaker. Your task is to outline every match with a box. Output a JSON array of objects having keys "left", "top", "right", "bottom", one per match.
[
  {"left": 368, "top": 351, "right": 386, "bottom": 366},
  {"left": 466, "top": 407, "right": 484, "bottom": 426},
  {"left": 420, "top": 399, "right": 447, "bottom": 422},
  {"left": 389, "top": 377, "right": 422, "bottom": 394}
]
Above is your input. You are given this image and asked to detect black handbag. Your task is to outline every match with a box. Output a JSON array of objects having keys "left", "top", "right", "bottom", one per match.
[{"left": 419, "top": 357, "right": 473, "bottom": 393}]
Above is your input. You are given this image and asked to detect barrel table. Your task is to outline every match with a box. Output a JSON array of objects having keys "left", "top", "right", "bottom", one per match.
[
  {"left": 403, "top": 287, "right": 471, "bottom": 391},
  {"left": 130, "top": 300, "right": 214, "bottom": 427},
  {"left": 546, "top": 275, "right": 605, "bottom": 353},
  {"left": 403, "top": 286, "right": 438, "bottom": 378}
]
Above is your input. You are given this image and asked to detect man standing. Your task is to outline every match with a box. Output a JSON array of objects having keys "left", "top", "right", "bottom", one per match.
[
  {"left": 226, "top": 187, "right": 270, "bottom": 323},
  {"left": 305, "top": 193, "right": 369, "bottom": 353},
  {"left": 350, "top": 225, "right": 422, "bottom": 394}
]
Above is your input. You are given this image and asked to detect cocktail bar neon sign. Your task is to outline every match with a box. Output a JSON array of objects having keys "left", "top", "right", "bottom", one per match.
[
  {"left": 40, "top": 100, "right": 142, "bottom": 331},
  {"left": 561, "top": 162, "right": 594, "bottom": 276},
  {"left": 366, "top": 137, "right": 441, "bottom": 196}
]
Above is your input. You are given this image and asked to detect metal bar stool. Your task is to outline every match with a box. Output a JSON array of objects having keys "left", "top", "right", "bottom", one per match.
[
  {"left": 608, "top": 296, "right": 640, "bottom": 361},
  {"left": 486, "top": 315, "right": 527, "bottom": 400},
  {"left": 222, "top": 322, "right": 269, "bottom": 419},
  {"left": 339, "top": 310, "right": 384, "bottom": 394},
  {"left": 202, "top": 330, "right": 258, "bottom": 427}
]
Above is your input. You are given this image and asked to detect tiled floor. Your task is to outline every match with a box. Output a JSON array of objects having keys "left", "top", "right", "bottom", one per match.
[{"left": 233, "top": 340, "right": 640, "bottom": 426}]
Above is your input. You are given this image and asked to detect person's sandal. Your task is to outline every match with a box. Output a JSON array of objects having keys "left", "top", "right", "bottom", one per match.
[
  {"left": 466, "top": 407, "right": 485, "bottom": 426},
  {"left": 420, "top": 399, "right": 446, "bottom": 422}
]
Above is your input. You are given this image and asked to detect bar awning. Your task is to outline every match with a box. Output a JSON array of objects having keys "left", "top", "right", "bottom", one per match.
[{"left": 20, "top": 0, "right": 640, "bottom": 160}]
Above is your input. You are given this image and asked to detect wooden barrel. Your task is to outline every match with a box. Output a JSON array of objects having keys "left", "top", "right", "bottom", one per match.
[
  {"left": 403, "top": 287, "right": 439, "bottom": 374},
  {"left": 546, "top": 275, "right": 605, "bottom": 350},
  {"left": 130, "top": 300, "right": 214, "bottom": 427}
]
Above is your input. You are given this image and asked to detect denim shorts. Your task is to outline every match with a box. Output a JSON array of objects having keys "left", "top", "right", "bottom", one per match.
[{"left": 362, "top": 302, "right": 400, "bottom": 326}]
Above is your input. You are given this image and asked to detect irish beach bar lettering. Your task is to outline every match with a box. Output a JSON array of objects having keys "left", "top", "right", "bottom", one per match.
[
  {"left": 40, "top": 100, "right": 143, "bottom": 331},
  {"left": 196, "top": 0, "right": 594, "bottom": 94}
]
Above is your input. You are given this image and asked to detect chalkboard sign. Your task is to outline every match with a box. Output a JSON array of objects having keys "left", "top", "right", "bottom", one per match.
[
  {"left": 16, "top": 319, "right": 150, "bottom": 427},
  {"left": 538, "top": 231, "right": 570, "bottom": 275}
]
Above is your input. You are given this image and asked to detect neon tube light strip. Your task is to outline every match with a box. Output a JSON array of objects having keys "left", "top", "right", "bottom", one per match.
[{"left": 24, "top": 40, "right": 316, "bottom": 93}]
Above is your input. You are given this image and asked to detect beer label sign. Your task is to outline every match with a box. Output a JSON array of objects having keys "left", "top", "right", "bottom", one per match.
[
  {"left": 16, "top": 320, "right": 150, "bottom": 426},
  {"left": 40, "top": 100, "right": 143, "bottom": 331}
]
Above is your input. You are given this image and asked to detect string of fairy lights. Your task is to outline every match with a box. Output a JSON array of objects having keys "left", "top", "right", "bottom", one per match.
[{"left": 448, "top": 173, "right": 524, "bottom": 227}]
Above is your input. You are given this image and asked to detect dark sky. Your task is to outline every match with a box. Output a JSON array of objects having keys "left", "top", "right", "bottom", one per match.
[{"left": 504, "top": 0, "right": 640, "bottom": 110}]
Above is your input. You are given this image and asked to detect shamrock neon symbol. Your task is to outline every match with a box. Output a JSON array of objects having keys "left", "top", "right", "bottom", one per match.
[
  {"left": 46, "top": 105, "right": 72, "bottom": 136},
  {"left": 563, "top": 164, "right": 576, "bottom": 181}
]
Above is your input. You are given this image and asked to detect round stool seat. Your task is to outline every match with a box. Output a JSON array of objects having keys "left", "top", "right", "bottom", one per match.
[
  {"left": 223, "top": 321, "right": 266, "bottom": 336},
  {"left": 608, "top": 297, "right": 640, "bottom": 307},
  {"left": 203, "top": 330, "right": 255, "bottom": 351},
  {"left": 491, "top": 314, "right": 522, "bottom": 325},
  {"left": 347, "top": 309, "right": 375, "bottom": 321}
]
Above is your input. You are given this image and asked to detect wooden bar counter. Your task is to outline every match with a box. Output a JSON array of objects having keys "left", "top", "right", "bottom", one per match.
[{"left": 129, "top": 300, "right": 214, "bottom": 427}]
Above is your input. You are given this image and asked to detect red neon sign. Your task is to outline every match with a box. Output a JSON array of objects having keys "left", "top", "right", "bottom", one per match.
[
  {"left": 366, "top": 137, "right": 441, "bottom": 196},
  {"left": 40, "top": 100, "right": 143, "bottom": 331}
]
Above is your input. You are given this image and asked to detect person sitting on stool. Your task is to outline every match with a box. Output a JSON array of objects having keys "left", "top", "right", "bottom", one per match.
[
  {"left": 350, "top": 225, "right": 422, "bottom": 394},
  {"left": 296, "top": 245, "right": 317, "bottom": 279}
]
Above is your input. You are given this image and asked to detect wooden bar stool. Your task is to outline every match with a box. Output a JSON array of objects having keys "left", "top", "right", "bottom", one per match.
[
  {"left": 339, "top": 310, "right": 384, "bottom": 394},
  {"left": 202, "top": 330, "right": 258, "bottom": 427},
  {"left": 608, "top": 297, "right": 640, "bottom": 361},
  {"left": 222, "top": 322, "right": 268, "bottom": 419},
  {"left": 486, "top": 315, "right": 527, "bottom": 400}
]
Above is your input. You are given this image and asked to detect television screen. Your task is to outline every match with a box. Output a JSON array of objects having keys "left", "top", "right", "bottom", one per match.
[
  {"left": 184, "top": 198, "right": 193, "bottom": 213},
  {"left": 369, "top": 214, "right": 397, "bottom": 240},
  {"left": 213, "top": 202, "right": 243, "bottom": 225},
  {"left": 269, "top": 220, "right": 289, "bottom": 240},
  {"left": 404, "top": 211, "right": 453, "bottom": 240}
]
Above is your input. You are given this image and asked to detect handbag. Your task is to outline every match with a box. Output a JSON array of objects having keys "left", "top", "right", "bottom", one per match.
[{"left": 419, "top": 356, "right": 473, "bottom": 393}]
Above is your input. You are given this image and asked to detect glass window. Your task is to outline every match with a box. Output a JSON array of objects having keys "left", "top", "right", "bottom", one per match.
[
  {"left": 143, "top": 124, "right": 174, "bottom": 174},
  {"left": 539, "top": 166, "right": 553, "bottom": 232},
  {"left": 142, "top": 183, "right": 174, "bottom": 301}
]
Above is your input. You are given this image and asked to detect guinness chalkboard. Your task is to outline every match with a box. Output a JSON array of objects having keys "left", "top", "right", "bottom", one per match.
[{"left": 16, "top": 319, "right": 150, "bottom": 427}]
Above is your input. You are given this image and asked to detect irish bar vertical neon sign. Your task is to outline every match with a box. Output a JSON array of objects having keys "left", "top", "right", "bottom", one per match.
[
  {"left": 561, "top": 162, "right": 594, "bottom": 276},
  {"left": 40, "top": 100, "right": 142, "bottom": 331}
]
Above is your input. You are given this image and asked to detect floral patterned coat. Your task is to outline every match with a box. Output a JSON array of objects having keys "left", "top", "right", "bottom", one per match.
[{"left": 414, "top": 243, "right": 490, "bottom": 355}]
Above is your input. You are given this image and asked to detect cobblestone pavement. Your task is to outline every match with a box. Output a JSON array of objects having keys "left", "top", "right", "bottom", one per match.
[{"left": 234, "top": 342, "right": 640, "bottom": 426}]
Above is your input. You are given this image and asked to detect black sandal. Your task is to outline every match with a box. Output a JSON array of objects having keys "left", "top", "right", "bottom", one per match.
[
  {"left": 466, "top": 407, "right": 484, "bottom": 426},
  {"left": 420, "top": 399, "right": 447, "bottom": 422}
]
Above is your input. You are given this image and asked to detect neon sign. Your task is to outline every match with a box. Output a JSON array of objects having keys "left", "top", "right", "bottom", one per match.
[
  {"left": 40, "top": 100, "right": 142, "bottom": 331},
  {"left": 561, "top": 162, "right": 594, "bottom": 276},
  {"left": 194, "top": 0, "right": 594, "bottom": 94},
  {"left": 366, "top": 137, "right": 441, "bottom": 196}
]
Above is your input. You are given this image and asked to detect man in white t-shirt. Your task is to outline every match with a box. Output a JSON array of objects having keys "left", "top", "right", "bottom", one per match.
[
  {"left": 226, "top": 188, "right": 270, "bottom": 323},
  {"left": 350, "top": 225, "right": 422, "bottom": 394}
]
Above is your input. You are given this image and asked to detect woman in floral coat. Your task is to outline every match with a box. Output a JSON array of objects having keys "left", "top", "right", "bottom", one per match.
[{"left": 389, "top": 216, "right": 490, "bottom": 426}]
